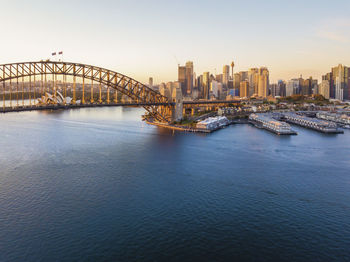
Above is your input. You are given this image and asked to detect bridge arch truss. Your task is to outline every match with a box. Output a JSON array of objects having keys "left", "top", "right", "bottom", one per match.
[{"left": 0, "top": 61, "right": 172, "bottom": 122}]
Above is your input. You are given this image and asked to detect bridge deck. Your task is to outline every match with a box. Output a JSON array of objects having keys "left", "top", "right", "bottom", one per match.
[{"left": 0, "top": 100, "right": 241, "bottom": 113}]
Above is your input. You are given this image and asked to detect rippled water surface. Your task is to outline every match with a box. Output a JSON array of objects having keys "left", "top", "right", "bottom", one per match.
[{"left": 0, "top": 107, "right": 350, "bottom": 262}]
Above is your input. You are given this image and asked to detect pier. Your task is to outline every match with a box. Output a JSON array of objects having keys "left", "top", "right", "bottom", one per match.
[
  {"left": 282, "top": 113, "right": 343, "bottom": 134},
  {"left": 249, "top": 113, "right": 297, "bottom": 135}
]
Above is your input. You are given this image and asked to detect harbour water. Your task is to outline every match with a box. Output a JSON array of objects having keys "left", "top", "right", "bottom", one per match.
[{"left": 0, "top": 107, "right": 350, "bottom": 261}]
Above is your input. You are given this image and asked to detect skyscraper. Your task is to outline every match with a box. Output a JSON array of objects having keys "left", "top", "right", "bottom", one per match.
[
  {"left": 332, "top": 64, "right": 349, "bottom": 100},
  {"left": 301, "top": 77, "right": 313, "bottom": 96},
  {"left": 178, "top": 66, "right": 186, "bottom": 95},
  {"left": 286, "top": 79, "right": 300, "bottom": 96},
  {"left": 185, "top": 61, "right": 194, "bottom": 96},
  {"left": 320, "top": 79, "right": 330, "bottom": 99},
  {"left": 223, "top": 65, "right": 230, "bottom": 87},
  {"left": 258, "top": 67, "right": 269, "bottom": 98},
  {"left": 233, "top": 73, "right": 241, "bottom": 90},
  {"left": 203, "top": 72, "right": 210, "bottom": 99},
  {"left": 239, "top": 71, "right": 248, "bottom": 82},
  {"left": 149, "top": 77, "right": 153, "bottom": 89},
  {"left": 322, "top": 72, "right": 333, "bottom": 99},
  {"left": 239, "top": 81, "right": 249, "bottom": 98},
  {"left": 248, "top": 68, "right": 259, "bottom": 96},
  {"left": 278, "top": 80, "right": 286, "bottom": 97}
]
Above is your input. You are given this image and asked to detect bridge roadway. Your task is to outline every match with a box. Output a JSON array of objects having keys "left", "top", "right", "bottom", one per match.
[{"left": 0, "top": 100, "right": 241, "bottom": 113}]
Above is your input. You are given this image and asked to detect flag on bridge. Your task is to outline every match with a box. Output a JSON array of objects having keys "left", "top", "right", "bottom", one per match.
[
  {"left": 58, "top": 51, "right": 63, "bottom": 55},
  {"left": 52, "top": 52, "right": 57, "bottom": 56}
]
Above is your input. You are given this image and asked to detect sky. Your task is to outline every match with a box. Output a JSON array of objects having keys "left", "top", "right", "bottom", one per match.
[{"left": 0, "top": 0, "right": 349, "bottom": 84}]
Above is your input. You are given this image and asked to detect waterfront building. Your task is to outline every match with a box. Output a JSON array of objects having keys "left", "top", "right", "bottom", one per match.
[
  {"left": 316, "top": 112, "right": 350, "bottom": 126},
  {"left": 258, "top": 67, "right": 269, "bottom": 98},
  {"left": 196, "top": 116, "right": 229, "bottom": 130},
  {"left": 240, "top": 81, "right": 249, "bottom": 98},
  {"left": 249, "top": 113, "right": 296, "bottom": 135},
  {"left": 283, "top": 113, "right": 341, "bottom": 133}
]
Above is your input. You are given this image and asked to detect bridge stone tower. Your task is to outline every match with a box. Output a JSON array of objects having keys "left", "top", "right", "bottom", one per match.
[{"left": 171, "top": 86, "right": 183, "bottom": 122}]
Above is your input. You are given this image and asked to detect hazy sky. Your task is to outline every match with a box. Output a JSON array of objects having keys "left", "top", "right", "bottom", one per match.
[{"left": 1, "top": 0, "right": 349, "bottom": 83}]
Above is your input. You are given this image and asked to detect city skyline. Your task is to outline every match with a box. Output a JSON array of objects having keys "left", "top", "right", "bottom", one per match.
[{"left": 1, "top": 0, "right": 350, "bottom": 84}]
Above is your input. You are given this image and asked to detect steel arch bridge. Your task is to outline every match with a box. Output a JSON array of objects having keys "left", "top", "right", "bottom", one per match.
[{"left": 0, "top": 61, "right": 173, "bottom": 122}]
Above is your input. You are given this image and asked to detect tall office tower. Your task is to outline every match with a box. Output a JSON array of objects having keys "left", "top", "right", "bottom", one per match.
[
  {"left": 286, "top": 79, "right": 300, "bottom": 96},
  {"left": 216, "top": 74, "right": 223, "bottom": 83},
  {"left": 203, "top": 72, "right": 210, "bottom": 99},
  {"left": 320, "top": 80, "right": 330, "bottom": 99},
  {"left": 322, "top": 73, "right": 333, "bottom": 98},
  {"left": 198, "top": 75, "right": 203, "bottom": 96},
  {"left": 159, "top": 83, "right": 165, "bottom": 94},
  {"left": 211, "top": 80, "right": 219, "bottom": 98},
  {"left": 171, "top": 82, "right": 182, "bottom": 100},
  {"left": 300, "top": 78, "right": 309, "bottom": 95},
  {"left": 166, "top": 82, "right": 174, "bottom": 98},
  {"left": 149, "top": 77, "right": 153, "bottom": 89},
  {"left": 223, "top": 65, "right": 230, "bottom": 87},
  {"left": 258, "top": 67, "right": 269, "bottom": 98},
  {"left": 270, "top": 83, "right": 278, "bottom": 97},
  {"left": 312, "top": 79, "right": 319, "bottom": 95},
  {"left": 332, "top": 64, "right": 349, "bottom": 101},
  {"left": 239, "top": 81, "right": 249, "bottom": 98},
  {"left": 233, "top": 73, "right": 241, "bottom": 89},
  {"left": 239, "top": 71, "right": 248, "bottom": 81},
  {"left": 248, "top": 68, "right": 259, "bottom": 95},
  {"left": 185, "top": 61, "right": 194, "bottom": 96},
  {"left": 278, "top": 80, "right": 286, "bottom": 97},
  {"left": 178, "top": 66, "right": 187, "bottom": 95}
]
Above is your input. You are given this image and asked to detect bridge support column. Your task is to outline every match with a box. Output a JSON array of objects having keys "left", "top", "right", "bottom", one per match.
[{"left": 172, "top": 87, "right": 183, "bottom": 122}]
